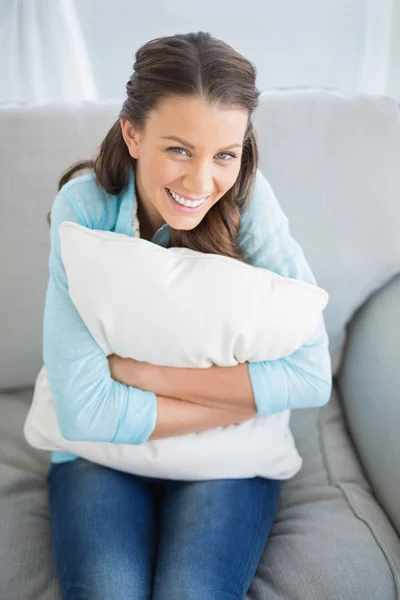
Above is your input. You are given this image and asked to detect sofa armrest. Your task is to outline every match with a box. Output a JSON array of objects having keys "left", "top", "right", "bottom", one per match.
[{"left": 337, "top": 273, "right": 400, "bottom": 535}]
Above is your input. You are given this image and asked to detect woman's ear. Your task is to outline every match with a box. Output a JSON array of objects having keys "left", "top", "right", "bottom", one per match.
[{"left": 120, "top": 118, "right": 141, "bottom": 159}]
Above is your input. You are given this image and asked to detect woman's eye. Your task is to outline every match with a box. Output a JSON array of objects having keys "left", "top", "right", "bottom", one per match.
[
  {"left": 167, "top": 147, "right": 236, "bottom": 161},
  {"left": 168, "top": 146, "right": 189, "bottom": 156},
  {"left": 217, "top": 152, "right": 236, "bottom": 161}
]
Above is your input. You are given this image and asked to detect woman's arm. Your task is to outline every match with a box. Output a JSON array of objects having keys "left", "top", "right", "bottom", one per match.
[
  {"left": 44, "top": 187, "right": 158, "bottom": 445},
  {"left": 148, "top": 394, "right": 255, "bottom": 440},
  {"left": 108, "top": 355, "right": 255, "bottom": 413},
  {"left": 108, "top": 355, "right": 256, "bottom": 439}
]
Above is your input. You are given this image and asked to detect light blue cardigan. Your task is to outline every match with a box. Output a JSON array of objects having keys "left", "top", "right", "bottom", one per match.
[{"left": 44, "top": 166, "right": 332, "bottom": 464}]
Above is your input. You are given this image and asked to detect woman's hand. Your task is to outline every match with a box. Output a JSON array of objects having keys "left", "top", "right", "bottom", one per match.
[
  {"left": 107, "top": 354, "right": 153, "bottom": 390},
  {"left": 107, "top": 354, "right": 128, "bottom": 385}
]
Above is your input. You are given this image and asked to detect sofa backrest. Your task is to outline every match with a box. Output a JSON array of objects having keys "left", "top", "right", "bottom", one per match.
[
  {"left": 254, "top": 88, "right": 400, "bottom": 374},
  {"left": 1, "top": 89, "right": 400, "bottom": 389}
]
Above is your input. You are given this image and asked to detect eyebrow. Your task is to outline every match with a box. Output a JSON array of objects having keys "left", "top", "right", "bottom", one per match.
[{"left": 159, "top": 135, "right": 243, "bottom": 151}]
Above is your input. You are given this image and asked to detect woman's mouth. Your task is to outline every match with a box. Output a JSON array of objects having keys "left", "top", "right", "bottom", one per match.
[{"left": 165, "top": 187, "right": 208, "bottom": 214}]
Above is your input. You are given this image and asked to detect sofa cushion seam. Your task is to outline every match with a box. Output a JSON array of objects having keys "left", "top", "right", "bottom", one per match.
[
  {"left": 335, "top": 482, "right": 400, "bottom": 599},
  {"left": 317, "top": 405, "right": 399, "bottom": 598}
]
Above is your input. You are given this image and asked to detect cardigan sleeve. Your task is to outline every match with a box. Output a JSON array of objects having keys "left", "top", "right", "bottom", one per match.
[
  {"left": 42, "top": 186, "right": 157, "bottom": 443},
  {"left": 238, "top": 169, "right": 332, "bottom": 416}
]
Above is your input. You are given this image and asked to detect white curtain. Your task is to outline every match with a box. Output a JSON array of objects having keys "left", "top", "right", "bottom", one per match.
[
  {"left": 0, "top": 0, "right": 97, "bottom": 103},
  {"left": 358, "top": 0, "right": 394, "bottom": 95}
]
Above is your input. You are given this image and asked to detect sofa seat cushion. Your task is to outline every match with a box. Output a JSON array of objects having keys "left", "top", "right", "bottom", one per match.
[
  {"left": 0, "top": 390, "right": 60, "bottom": 600},
  {"left": 0, "top": 384, "right": 399, "bottom": 600},
  {"left": 256, "top": 383, "right": 400, "bottom": 599}
]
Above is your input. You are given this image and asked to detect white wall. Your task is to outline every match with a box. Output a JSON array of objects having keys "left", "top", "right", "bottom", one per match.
[
  {"left": 0, "top": 0, "right": 397, "bottom": 103},
  {"left": 74, "top": 0, "right": 397, "bottom": 100}
]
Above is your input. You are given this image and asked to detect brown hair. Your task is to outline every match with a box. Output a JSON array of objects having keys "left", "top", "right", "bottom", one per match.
[{"left": 49, "top": 31, "right": 260, "bottom": 261}]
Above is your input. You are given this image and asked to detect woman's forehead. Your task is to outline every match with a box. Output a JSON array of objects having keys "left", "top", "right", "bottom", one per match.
[{"left": 148, "top": 95, "right": 249, "bottom": 142}]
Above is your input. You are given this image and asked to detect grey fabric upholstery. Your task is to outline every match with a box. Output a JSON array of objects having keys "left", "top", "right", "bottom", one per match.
[
  {"left": 0, "top": 102, "right": 119, "bottom": 391},
  {"left": 0, "top": 391, "right": 60, "bottom": 600},
  {"left": 1, "top": 89, "right": 400, "bottom": 598},
  {"left": 258, "top": 384, "right": 400, "bottom": 599},
  {"left": 337, "top": 272, "right": 400, "bottom": 536}
]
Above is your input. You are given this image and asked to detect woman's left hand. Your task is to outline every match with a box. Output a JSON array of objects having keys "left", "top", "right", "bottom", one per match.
[{"left": 107, "top": 354, "right": 152, "bottom": 389}]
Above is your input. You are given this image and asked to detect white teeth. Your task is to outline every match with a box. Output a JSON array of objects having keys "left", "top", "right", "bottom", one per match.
[{"left": 167, "top": 188, "right": 205, "bottom": 208}]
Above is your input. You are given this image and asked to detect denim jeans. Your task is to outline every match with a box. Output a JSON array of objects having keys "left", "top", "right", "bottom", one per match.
[{"left": 47, "top": 458, "right": 281, "bottom": 600}]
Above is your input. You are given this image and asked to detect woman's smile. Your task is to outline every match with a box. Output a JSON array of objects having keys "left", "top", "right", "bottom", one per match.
[{"left": 165, "top": 186, "right": 208, "bottom": 214}]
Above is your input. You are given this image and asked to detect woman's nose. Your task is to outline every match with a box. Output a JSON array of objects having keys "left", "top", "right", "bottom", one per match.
[{"left": 183, "top": 168, "right": 214, "bottom": 197}]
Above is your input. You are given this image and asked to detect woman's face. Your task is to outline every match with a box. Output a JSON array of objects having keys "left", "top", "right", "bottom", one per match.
[{"left": 120, "top": 95, "right": 249, "bottom": 235}]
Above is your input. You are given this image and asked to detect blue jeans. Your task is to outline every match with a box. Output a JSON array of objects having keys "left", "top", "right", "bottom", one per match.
[{"left": 47, "top": 458, "right": 281, "bottom": 600}]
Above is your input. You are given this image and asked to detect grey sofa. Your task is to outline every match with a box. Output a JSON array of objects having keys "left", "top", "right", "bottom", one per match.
[{"left": 1, "top": 88, "right": 399, "bottom": 599}]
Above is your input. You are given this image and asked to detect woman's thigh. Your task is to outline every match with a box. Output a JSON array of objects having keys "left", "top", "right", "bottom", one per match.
[
  {"left": 47, "top": 458, "right": 161, "bottom": 600},
  {"left": 153, "top": 476, "right": 281, "bottom": 600}
]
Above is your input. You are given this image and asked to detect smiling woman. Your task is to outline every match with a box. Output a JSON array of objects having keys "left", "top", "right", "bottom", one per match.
[{"left": 42, "top": 31, "right": 300, "bottom": 600}]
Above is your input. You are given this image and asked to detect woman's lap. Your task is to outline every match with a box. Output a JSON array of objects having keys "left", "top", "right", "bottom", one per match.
[
  {"left": 47, "top": 458, "right": 281, "bottom": 600},
  {"left": 47, "top": 458, "right": 160, "bottom": 599},
  {"left": 153, "top": 475, "right": 280, "bottom": 599}
]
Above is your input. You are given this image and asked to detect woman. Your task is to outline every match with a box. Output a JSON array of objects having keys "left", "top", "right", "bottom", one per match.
[{"left": 46, "top": 31, "right": 332, "bottom": 599}]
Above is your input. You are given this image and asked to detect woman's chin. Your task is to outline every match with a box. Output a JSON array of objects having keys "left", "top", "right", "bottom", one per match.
[
  {"left": 168, "top": 218, "right": 200, "bottom": 231},
  {"left": 164, "top": 210, "right": 204, "bottom": 231}
]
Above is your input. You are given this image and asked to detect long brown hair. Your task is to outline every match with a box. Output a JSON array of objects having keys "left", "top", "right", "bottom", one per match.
[{"left": 49, "top": 31, "right": 260, "bottom": 261}]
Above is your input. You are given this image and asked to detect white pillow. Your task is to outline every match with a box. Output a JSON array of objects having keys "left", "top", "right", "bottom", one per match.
[{"left": 24, "top": 221, "right": 329, "bottom": 480}]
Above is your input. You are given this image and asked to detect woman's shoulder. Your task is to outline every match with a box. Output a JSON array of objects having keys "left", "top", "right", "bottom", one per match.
[
  {"left": 58, "top": 171, "right": 107, "bottom": 208},
  {"left": 54, "top": 171, "right": 117, "bottom": 230},
  {"left": 239, "top": 167, "right": 288, "bottom": 239},
  {"left": 60, "top": 170, "right": 98, "bottom": 195}
]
